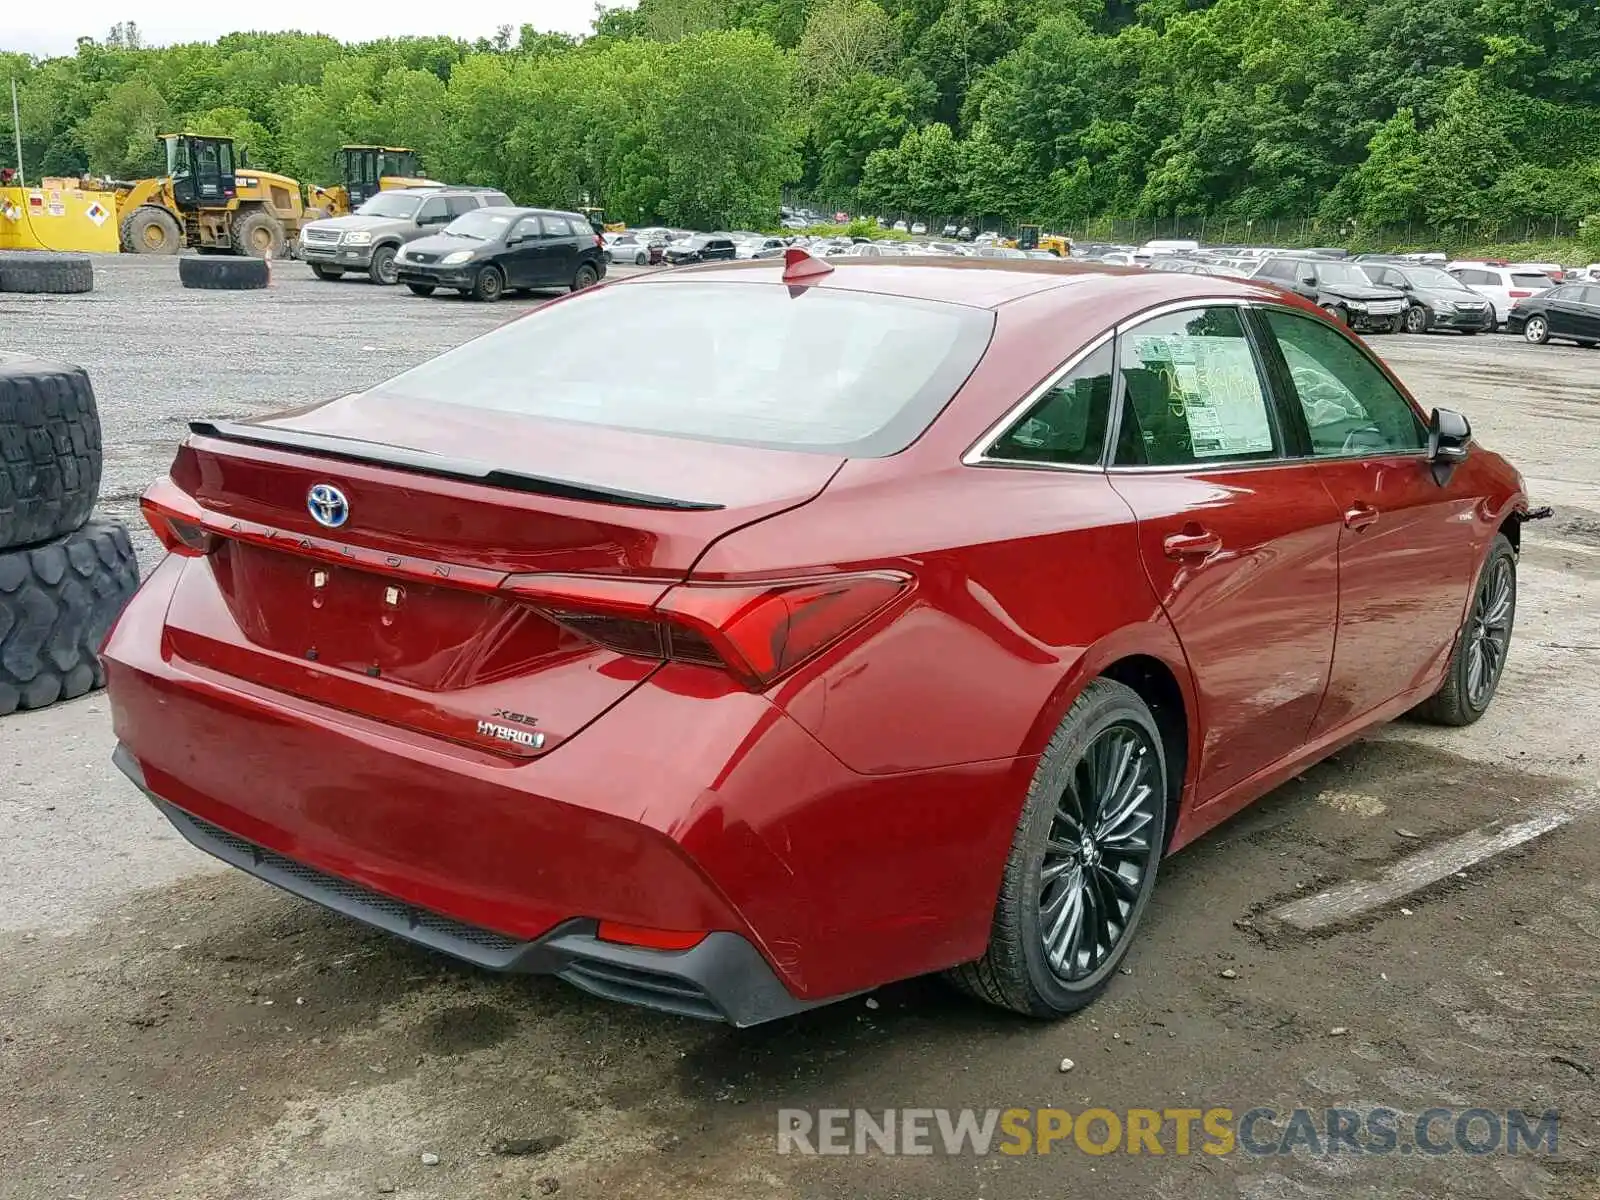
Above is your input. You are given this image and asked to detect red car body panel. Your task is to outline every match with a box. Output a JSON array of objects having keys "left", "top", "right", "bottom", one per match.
[{"left": 104, "top": 260, "right": 1530, "bottom": 1019}]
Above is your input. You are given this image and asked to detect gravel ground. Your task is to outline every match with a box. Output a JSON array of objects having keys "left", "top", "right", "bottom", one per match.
[{"left": 1, "top": 256, "right": 1598, "bottom": 1200}]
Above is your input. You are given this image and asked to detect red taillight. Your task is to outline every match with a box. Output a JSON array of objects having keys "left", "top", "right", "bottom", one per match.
[
  {"left": 596, "top": 921, "right": 707, "bottom": 951},
  {"left": 1509, "top": 289, "right": 1533, "bottom": 298},
  {"left": 594, "top": 235, "right": 604, "bottom": 249},
  {"left": 140, "top": 479, "right": 217, "bottom": 557},
  {"left": 502, "top": 570, "right": 911, "bottom": 688}
]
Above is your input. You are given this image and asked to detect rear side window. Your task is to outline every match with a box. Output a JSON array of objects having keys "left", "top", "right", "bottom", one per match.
[
  {"left": 1113, "top": 307, "right": 1280, "bottom": 467},
  {"left": 367, "top": 281, "right": 996, "bottom": 457},
  {"left": 541, "top": 216, "right": 572, "bottom": 235},
  {"left": 1263, "top": 310, "right": 1426, "bottom": 456},
  {"left": 987, "top": 343, "right": 1114, "bottom": 466},
  {"left": 1453, "top": 269, "right": 1494, "bottom": 286},
  {"left": 444, "top": 195, "right": 480, "bottom": 217},
  {"left": 484, "top": 192, "right": 513, "bottom": 207},
  {"left": 416, "top": 196, "right": 448, "bottom": 224},
  {"left": 1579, "top": 286, "right": 1600, "bottom": 305}
]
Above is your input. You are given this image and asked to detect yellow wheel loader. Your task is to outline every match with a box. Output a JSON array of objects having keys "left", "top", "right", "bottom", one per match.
[
  {"left": 305, "top": 147, "right": 442, "bottom": 219},
  {"left": 579, "top": 207, "right": 626, "bottom": 234},
  {"left": 114, "top": 133, "right": 310, "bottom": 258}
]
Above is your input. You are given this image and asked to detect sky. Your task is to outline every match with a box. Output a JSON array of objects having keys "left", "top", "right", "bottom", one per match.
[{"left": 6, "top": 0, "right": 622, "bottom": 57}]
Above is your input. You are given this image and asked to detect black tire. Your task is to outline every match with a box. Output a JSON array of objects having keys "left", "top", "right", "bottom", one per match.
[
  {"left": 1522, "top": 315, "right": 1550, "bottom": 344},
  {"left": 571, "top": 263, "right": 599, "bottom": 292},
  {"left": 470, "top": 265, "right": 504, "bottom": 302},
  {"left": 309, "top": 264, "right": 344, "bottom": 281},
  {"left": 230, "top": 209, "right": 286, "bottom": 259},
  {"left": 946, "top": 677, "right": 1168, "bottom": 1017},
  {"left": 1321, "top": 303, "right": 1347, "bottom": 326},
  {"left": 0, "top": 357, "right": 102, "bottom": 552},
  {"left": 1578, "top": 340, "right": 1597, "bottom": 349},
  {"left": 178, "top": 255, "right": 269, "bottom": 291},
  {"left": 0, "top": 519, "right": 139, "bottom": 715},
  {"left": 1414, "top": 534, "right": 1516, "bottom": 727},
  {"left": 1403, "top": 306, "right": 1430, "bottom": 333},
  {"left": 635, "top": 250, "right": 648, "bottom": 266},
  {"left": 368, "top": 244, "right": 399, "bottom": 286},
  {"left": 119, "top": 205, "right": 183, "bottom": 255},
  {"left": 0, "top": 251, "right": 94, "bottom": 295},
  {"left": 406, "top": 283, "right": 436, "bottom": 297}
]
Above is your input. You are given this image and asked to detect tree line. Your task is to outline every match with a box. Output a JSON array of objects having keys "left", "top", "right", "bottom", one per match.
[{"left": 2, "top": 0, "right": 1597, "bottom": 241}]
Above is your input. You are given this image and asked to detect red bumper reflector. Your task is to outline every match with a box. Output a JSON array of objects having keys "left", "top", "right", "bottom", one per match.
[{"left": 596, "top": 921, "right": 707, "bottom": 951}]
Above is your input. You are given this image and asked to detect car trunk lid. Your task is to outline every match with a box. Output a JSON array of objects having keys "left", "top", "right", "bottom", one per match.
[{"left": 152, "top": 395, "right": 842, "bottom": 757}]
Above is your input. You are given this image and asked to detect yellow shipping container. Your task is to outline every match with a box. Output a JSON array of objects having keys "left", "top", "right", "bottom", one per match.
[{"left": 0, "top": 182, "right": 121, "bottom": 253}]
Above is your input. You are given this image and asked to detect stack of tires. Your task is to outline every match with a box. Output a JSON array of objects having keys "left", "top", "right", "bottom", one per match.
[{"left": 0, "top": 356, "right": 140, "bottom": 716}]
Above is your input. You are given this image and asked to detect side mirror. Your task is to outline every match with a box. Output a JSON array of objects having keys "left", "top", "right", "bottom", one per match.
[
  {"left": 1428, "top": 408, "right": 1471, "bottom": 483},
  {"left": 1300, "top": 274, "right": 1318, "bottom": 287}
]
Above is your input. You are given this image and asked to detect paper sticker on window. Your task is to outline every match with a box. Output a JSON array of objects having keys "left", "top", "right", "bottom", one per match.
[{"left": 1130, "top": 334, "right": 1272, "bottom": 459}]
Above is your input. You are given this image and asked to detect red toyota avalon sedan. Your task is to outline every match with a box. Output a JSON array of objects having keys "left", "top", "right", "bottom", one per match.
[{"left": 105, "top": 251, "right": 1529, "bottom": 1025}]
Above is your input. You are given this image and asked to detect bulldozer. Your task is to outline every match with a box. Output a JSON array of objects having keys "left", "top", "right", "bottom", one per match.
[
  {"left": 114, "top": 133, "right": 311, "bottom": 257},
  {"left": 305, "top": 146, "right": 441, "bottom": 218}
]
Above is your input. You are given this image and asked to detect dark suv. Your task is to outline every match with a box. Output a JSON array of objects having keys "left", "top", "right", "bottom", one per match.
[
  {"left": 1252, "top": 256, "right": 1408, "bottom": 333},
  {"left": 299, "top": 187, "right": 513, "bottom": 285},
  {"left": 1358, "top": 263, "right": 1495, "bottom": 334},
  {"left": 395, "top": 207, "right": 607, "bottom": 302}
]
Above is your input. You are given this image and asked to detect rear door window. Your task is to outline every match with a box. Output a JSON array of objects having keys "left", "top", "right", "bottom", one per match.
[
  {"left": 416, "top": 196, "right": 448, "bottom": 226},
  {"left": 541, "top": 216, "right": 572, "bottom": 236},
  {"left": 1112, "top": 307, "right": 1281, "bottom": 467},
  {"left": 444, "top": 194, "right": 480, "bottom": 218},
  {"left": 367, "top": 281, "right": 996, "bottom": 457},
  {"left": 1452, "top": 269, "right": 1493, "bottom": 286}
]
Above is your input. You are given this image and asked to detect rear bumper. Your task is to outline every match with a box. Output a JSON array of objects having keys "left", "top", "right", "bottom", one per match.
[
  {"left": 103, "top": 556, "right": 1025, "bottom": 1013},
  {"left": 117, "top": 747, "right": 815, "bottom": 1026}
]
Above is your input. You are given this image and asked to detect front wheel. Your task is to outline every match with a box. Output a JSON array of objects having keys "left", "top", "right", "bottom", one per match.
[
  {"left": 406, "top": 283, "right": 436, "bottom": 297},
  {"left": 1523, "top": 316, "right": 1550, "bottom": 344},
  {"left": 1403, "top": 305, "right": 1430, "bottom": 334},
  {"left": 310, "top": 264, "right": 343, "bottom": 281},
  {"left": 946, "top": 678, "right": 1167, "bottom": 1016},
  {"left": 368, "top": 244, "right": 398, "bottom": 286},
  {"left": 1414, "top": 534, "right": 1516, "bottom": 727},
  {"left": 470, "top": 266, "right": 504, "bottom": 302},
  {"left": 1321, "top": 303, "right": 1347, "bottom": 326}
]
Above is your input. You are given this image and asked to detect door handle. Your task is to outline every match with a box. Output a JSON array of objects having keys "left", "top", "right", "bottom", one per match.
[
  {"left": 1163, "top": 526, "right": 1222, "bottom": 560},
  {"left": 1343, "top": 503, "right": 1380, "bottom": 532}
]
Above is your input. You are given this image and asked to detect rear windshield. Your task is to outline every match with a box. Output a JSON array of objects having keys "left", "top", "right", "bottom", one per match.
[
  {"left": 367, "top": 281, "right": 995, "bottom": 456},
  {"left": 1512, "top": 272, "right": 1554, "bottom": 288}
]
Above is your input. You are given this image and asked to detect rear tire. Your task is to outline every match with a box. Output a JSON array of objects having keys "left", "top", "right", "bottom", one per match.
[
  {"left": 119, "top": 205, "right": 182, "bottom": 255},
  {"left": 0, "top": 358, "right": 102, "bottom": 551},
  {"left": 945, "top": 678, "right": 1168, "bottom": 1017},
  {"left": 470, "top": 265, "right": 504, "bottom": 302},
  {"left": 571, "top": 263, "right": 599, "bottom": 292},
  {"left": 230, "top": 209, "right": 286, "bottom": 259},
  {"left": 1414, "top": 534, "right": 1516, "bottom": 727},
  {"left": 0, "top": 519, "right": 139, "bottom": 715},
  {"left": 368, "top": 244, "right": 399, "bottom": 286},
  {"left": 406, "top": 283, "right": 436, "bottom": 297},
  {"left": 635, "top": 250, "right": 648, "bottom": 266},
  {"left": 309, "top": 264, "right": 343, "bottom": 281},
  {"left": 1523, "top": 316, "right": 1550, "bottom": 344}
]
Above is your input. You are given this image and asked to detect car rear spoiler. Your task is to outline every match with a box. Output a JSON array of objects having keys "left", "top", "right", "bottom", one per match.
[{"left": 187, "top": 419, "right": 724, "bottom": 512}]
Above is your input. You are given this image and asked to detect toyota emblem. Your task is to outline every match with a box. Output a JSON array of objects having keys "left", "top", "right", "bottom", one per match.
[{"left": 307, "top": 483, "right": 349, "bottom": 529}]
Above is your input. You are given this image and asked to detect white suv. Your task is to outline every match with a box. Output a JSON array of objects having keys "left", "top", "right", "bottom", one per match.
[{"left": 1446, "top": 261, "right": 1557, "bottom": 326}]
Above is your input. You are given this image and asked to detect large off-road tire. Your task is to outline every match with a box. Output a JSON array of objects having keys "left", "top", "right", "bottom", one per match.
[
  {"left": 1414, "top": 533, "right": 1517, "bottom": 727},
  {"left": 0, "top": 357, "right": 102, "bottom": 551},
  {"left": 0, "top": 252, "right": 94, "bottom": 295},
  {"left": 178, "top": 255, "right": 269, "bottom": 291},
  {"left": 368, "top": 243, "right": 399, "bottom": 285},
  {"left": 119, "top": 205, "right": 182, "bottom": 255},
  {"left": 946, "top": 677, "right": 1168, "bottom": 1017},
  {"left": 230, "top": 209, "right": 286, "bottom": 259},
  {"left": 0, "top": 519, "right": 139, "bottom": 715}
]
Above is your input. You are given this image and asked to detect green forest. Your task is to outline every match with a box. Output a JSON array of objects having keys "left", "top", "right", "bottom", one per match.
[{"left": 3, "top": 0, "right": 1598, "bottom": 244}]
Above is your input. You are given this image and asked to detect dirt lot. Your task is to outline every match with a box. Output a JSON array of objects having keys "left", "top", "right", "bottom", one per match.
[{"left": 2, "top": 256, "right": 1598, "bottom": 1200}]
